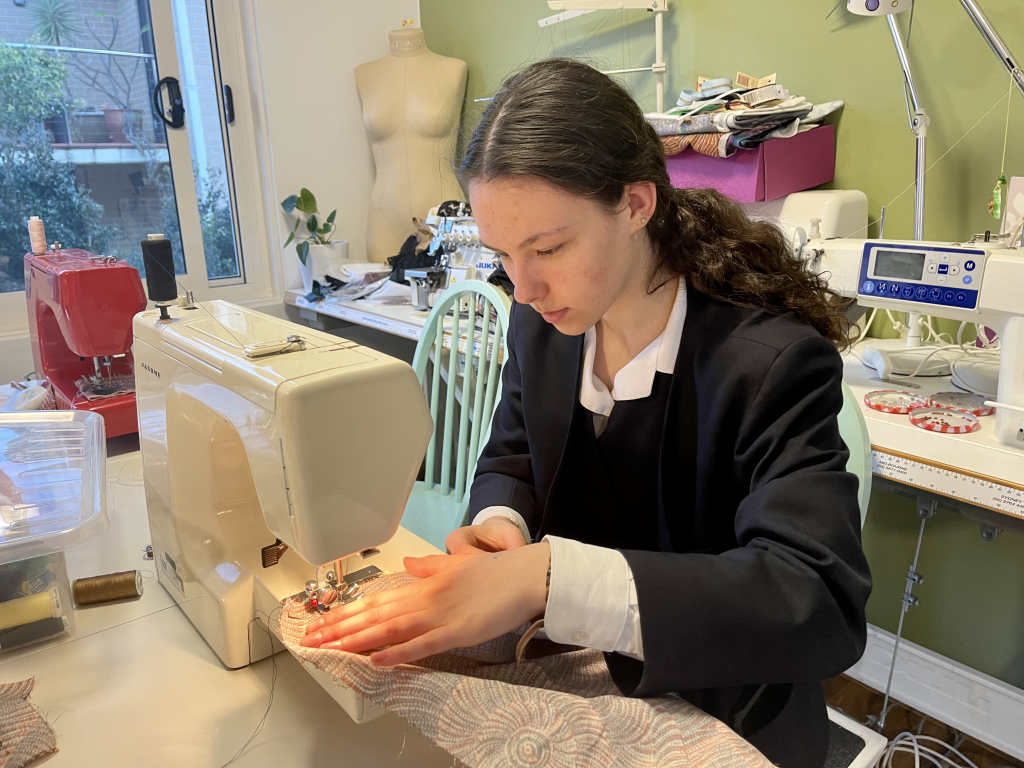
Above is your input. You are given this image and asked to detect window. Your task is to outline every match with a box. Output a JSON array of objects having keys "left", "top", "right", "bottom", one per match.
[{"left": 1, "top": 0, "right": 271, "bottom": 336}]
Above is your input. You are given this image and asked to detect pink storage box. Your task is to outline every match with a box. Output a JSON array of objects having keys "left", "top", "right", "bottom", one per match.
[{"left": 665, "top": 124, "right": 835, "bottom": 203}]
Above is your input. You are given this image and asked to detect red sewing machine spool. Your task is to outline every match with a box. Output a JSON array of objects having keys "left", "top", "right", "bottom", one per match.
[{"left": 25, "top": 248, "right": 148, "bottom": 438}]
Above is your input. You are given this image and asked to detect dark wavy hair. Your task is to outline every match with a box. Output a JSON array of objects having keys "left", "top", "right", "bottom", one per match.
[{"left": 458, "top": 58, "right": 853, "bottom": 349}]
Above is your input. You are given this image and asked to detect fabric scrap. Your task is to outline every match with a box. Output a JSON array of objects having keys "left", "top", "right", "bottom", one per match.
[
  {"left": 0, "top": 678, "right": 57, "bottom": 768},
  {"left": 279, "top": 571, "right": 771, "bottom": 768},
  {"left": 661, "top": 133, "right": 734, "bottom": 158}
]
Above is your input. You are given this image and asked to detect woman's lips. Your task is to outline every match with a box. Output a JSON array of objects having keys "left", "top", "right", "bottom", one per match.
[{"left": 539, "top": 308, "right": 568, "bottom": 324}]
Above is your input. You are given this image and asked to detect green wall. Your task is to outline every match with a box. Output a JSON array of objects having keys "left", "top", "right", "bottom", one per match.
[{"left": 420, "top": 0, "right": 1024, "bottom": 687}]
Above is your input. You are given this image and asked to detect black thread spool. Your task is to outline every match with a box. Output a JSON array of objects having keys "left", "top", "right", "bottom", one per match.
[{"left": 141, "top": 234, "right": 177, "bottom": 320}]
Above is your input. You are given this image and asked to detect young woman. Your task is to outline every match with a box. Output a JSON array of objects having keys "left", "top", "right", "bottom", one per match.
[{"left": 304, "top": 59, "right": 872, "bottom": 767}]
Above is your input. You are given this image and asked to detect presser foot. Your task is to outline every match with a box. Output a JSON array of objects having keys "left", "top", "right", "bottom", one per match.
[{"left": 298, "top": 565, "right": 385, "bottom": 613}]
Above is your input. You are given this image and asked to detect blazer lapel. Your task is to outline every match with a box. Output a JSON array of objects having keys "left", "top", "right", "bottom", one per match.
[
  {"left": 658, "top": 285, "right": 702, "bottom": 552},
  {"left": 534, "top": 328, "right": 584, "bottom": 533}
]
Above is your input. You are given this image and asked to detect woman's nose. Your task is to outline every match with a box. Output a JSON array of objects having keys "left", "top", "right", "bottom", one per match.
[{"left": 512, "top": 269, "right": 545, "bottom": 306}]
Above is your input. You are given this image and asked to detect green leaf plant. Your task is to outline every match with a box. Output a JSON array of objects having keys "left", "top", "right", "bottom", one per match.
[{"left": 280, "top": 188, "right": 337, "bottom": 266}]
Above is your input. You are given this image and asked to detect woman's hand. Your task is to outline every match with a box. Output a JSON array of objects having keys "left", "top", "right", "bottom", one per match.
[
  {"left": 445, "top": 516, "right": 528, "bottom": 554},
  {"left": 301, "top": 541, "right": 550, "bottom": 666}
]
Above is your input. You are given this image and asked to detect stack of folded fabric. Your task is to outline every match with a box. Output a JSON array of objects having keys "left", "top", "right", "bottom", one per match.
[{"left": 646, "top": 80, "right": 843, "bottom": 159}]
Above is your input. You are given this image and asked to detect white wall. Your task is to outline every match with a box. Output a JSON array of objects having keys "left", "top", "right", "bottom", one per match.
[
  {"left": 0, "top": 332, "right": 35, "bottom": 383},
  {"left": 244, "top": 0, "right": 421, "bottom": 293}
]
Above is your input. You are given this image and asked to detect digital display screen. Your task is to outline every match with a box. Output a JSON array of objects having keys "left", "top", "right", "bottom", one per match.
[{"left": 873, "top": 249, "right": 926, "bottom": 280}]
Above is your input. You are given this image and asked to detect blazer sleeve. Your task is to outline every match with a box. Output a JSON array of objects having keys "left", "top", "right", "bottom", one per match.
[
  {"left": 618, "top": 335, "right": 872, "bottom": 696},
  {"left": 468, "top": 303, "right": 543, "bottom": 532}
]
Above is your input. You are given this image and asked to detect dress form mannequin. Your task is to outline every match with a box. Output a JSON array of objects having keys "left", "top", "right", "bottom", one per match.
[{"left": 355, "top": 29, "right": 467, "bottom": 262}]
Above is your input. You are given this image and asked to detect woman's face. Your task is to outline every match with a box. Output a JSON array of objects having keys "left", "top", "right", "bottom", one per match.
[{"left": 468, "top": 177, "right": 655, "bottom": 336}]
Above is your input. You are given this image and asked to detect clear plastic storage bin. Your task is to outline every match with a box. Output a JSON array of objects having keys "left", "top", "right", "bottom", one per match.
[{"left": 0, "top": 411, "right": 108, "bottom": 651}]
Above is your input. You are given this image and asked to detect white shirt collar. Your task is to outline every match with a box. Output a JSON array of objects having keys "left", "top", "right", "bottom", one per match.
[{"left": 579, "top": 277, "right": 687, "bottom": 417}]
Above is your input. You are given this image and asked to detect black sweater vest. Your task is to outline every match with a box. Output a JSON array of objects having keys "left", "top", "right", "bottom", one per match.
[{"left": 540, "top": 371, "right": 673, "bottom": 552}]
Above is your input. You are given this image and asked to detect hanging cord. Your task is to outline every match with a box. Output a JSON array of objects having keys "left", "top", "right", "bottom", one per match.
[
  {"left": 841, "top": 83, "right": 1017, "bottom": 239},
  {"left": 998, "top": 72, "right": 1013, "bottom": 180}
]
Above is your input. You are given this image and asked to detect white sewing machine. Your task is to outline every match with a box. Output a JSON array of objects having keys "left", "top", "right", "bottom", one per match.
[
  {"left": 134, "top": 300, "right": 439, "bottom": 720},
  {"left": 797, "top": 229, "right": 1024, "bottom": 448}
]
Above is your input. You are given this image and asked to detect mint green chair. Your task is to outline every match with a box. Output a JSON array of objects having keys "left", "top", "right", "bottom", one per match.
[
  {"left": 401, "top": 281, "right": 512, "bottom": 549},
  {"left": 839, "top": 381, "right": 873, "bottom": 527}
]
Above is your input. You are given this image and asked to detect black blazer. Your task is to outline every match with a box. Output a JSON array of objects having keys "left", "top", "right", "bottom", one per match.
[{"left": 469, "top": 284, "right": 872, "bottom": 768}]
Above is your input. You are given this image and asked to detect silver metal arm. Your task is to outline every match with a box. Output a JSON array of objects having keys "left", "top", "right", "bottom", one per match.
[
  {"left": 959, "top": 0, "right": 1024, "bottom": 99},
  {"left": 887, "top": 15, "right": 929, "bottom": 243}
]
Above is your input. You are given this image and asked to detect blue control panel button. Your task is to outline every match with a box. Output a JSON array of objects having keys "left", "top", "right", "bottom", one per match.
[
  {"left": 938, "top": 264, "right": 949, "bottom": 275},
  {"left": 956, "top": 292, "right": 967, "bottom": 303},
  {"left": 930, "top": 288, "right": 943, "bottom": 301},
  {"left": 963, "top": 275, "right": 972, "bottom": 285},
  {"left": 862, "top": 281, "right": 875, "bottom": 294},
  {"left": 915, "top": 286, "right": 928, "bottom": 299},
  {"left": 889, "top": 283, "right": 900, "bottom": 295},
  {"left": 876, "top": 281, "right": 887, "bottom": 294},
  {"left": 902, "top": 285, "right": 914, "bottom": 298},
  {"left": 943, "top": 291, "right": 955, "bottom": 302},
  {"left": 964, "top": 260, "right": 976, "bottom": 271}
]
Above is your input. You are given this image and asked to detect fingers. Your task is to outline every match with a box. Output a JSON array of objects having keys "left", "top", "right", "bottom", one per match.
[
  {"left": 370, "top": 627, "right": 456, "bottom": 667},
  {"left": 445, "top": 520, "right": 527, "bottom": 554},
  {"left": 319, "top": 607, "right": 432, "bottom": 655},
  {"left": 497, "top": 527, "right": 529, "bottom": 550},
  {"left": 404, "top": 553, "right": 484, "bottom": 577},
  {"left": 444, "top": 527, "right": 483, "bottom": 554},
  {"left": 302, "top": 594, "right": 420, "bottom": 647},
  {"left": 403, "top": 554, "right": 448, "bottom": 577},
  {"left": 305, "top": 580, "right": 420, "bottom": 634}
]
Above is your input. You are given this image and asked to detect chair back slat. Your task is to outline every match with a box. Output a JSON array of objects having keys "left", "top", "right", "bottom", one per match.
[
  {"left": 466, "top": 297, "right": 493, "bottom": 474},
  {"left": 438, "top": 301, "right": 461, "bottom": 495},
  {"left": 424, "top": 312, "right": 444, "bottom": 488},
  {"left": 481, "top": 327, "right": 503, "bottom": 446},
  {"left": 453, "top": 302, "right": 475, "bottom": 500}
]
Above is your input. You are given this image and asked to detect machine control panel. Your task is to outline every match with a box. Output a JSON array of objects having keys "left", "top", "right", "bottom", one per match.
[{"left": 857, "top": 242, "right": 986, "bottom": 311}]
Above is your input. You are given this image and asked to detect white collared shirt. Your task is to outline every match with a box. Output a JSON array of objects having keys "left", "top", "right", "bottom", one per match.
[{"left": 473, "top": 278, "right": 688, "bottom": 660}]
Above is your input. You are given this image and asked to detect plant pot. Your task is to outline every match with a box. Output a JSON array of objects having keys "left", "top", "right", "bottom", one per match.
[
  {"left": 299, "top": 241, "right": 349, "bottom": 294},
  {"left": 103, "top": 108, "right": 126, "bottom": 142}
]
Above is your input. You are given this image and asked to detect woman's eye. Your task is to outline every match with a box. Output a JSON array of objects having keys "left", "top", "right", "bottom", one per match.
[{"left": 537, "top": 244, "right": 563, "bottom": 257}]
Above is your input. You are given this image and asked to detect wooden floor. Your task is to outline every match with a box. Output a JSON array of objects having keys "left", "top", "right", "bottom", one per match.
[{"left": 825, "top": 675, "right": 1023, "bottom": 768}]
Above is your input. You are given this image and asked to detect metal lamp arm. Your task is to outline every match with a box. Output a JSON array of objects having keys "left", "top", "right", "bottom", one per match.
[{"left": 959, "top": 0, "right": 1024, "bottom": 99}]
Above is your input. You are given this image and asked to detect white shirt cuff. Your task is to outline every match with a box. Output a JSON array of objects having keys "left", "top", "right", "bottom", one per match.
[
  {"left": 471, "top": 506, "right": 532, "bottom": 544},
  {"left": 542, "top": 535, "right": 644, "bottom": 660}
]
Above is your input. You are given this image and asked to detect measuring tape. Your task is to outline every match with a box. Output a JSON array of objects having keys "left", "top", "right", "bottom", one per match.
[{"left": 872, "top": 450, "right": 1024, "bottom": 520}]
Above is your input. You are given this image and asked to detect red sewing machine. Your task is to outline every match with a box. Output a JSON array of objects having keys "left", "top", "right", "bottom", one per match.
[{"left": 25, "top": 248, "right": 148, "bottom": 438}]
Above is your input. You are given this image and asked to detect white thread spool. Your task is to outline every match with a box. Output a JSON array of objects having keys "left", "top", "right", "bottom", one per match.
[{"left": 27, "top": 217, "right": 47, "bottom": 255}]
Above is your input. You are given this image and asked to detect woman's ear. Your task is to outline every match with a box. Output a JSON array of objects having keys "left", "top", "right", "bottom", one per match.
[{"left": 623, "top": 182, "right": 657, "bottom": 232}]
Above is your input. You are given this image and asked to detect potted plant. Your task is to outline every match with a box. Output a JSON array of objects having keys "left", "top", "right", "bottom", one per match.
[{"left": 281, "top": 188, "right": 348, "bottom": 293}]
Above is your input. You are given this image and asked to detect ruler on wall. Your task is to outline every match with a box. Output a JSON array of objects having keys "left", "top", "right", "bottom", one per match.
[{"left": 872, "top": 448, "right": 1024, "bottom": 520}]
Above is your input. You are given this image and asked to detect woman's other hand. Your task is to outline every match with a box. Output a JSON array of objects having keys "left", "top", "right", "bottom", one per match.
[
  {"left": 300, "top": 541, "right": 550, "bottom": 666},
  {"left": 445, "top": 516, "right": 527, "bottom": 554}
]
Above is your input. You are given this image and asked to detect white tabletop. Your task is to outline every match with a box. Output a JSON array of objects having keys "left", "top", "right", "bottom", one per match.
[
  {"left": 0, "top": 448, "right": 456, "bottom": 768},
  {"left": 842, "top": 354, "right": 1024, "bottom": 521},
  {"left": 286, "top": 290, "right": 430, "bottom": 340}
]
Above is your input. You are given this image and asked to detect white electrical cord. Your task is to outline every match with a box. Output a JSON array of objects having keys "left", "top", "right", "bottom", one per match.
[
  {"left": 852, "top": 311, "right": 1001, "bottom": 387},
  {"left": 876, "top": 732, "right": 982, "bottom": 768}
]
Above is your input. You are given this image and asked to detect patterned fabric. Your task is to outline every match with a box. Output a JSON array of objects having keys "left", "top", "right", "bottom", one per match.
[
  {"left": 280, "top": 572, "right": 771, "bottom": 768},
  {"left": 661, "top": 133, "right": 734, "bottom": 159},
  {"left": 0, "top": 678, "right": 57, "bottom": 768}
]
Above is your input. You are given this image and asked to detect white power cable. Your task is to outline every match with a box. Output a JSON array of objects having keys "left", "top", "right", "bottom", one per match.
[{"left": 876, "top": 732, "right": 982, "bottom": 768}]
